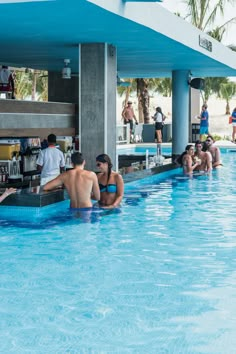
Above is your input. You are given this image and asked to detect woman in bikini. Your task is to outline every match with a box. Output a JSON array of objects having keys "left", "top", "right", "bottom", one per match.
[
  {"left": 177, "top": 145, "right": 201, "bottom": 175},
  {"left": 96, "top": 154, "right": 124, "bottom": 208}
]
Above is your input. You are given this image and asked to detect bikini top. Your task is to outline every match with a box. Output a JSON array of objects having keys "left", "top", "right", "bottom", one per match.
[{"left": 99, "top": 183, "right": 117, "bottom": 193}]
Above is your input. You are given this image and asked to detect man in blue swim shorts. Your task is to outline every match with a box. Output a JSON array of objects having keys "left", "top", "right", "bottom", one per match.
[{"left": 198, "top": 104, "right": 209, "bottom": 141}]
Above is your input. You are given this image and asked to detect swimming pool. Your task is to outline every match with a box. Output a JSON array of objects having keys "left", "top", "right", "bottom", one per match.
[
  {"left": 1, "top": 151, "right": 236, "bottom": 352},
  {"left": 118, "top": 144, "right": 172, "bottom": 156}
]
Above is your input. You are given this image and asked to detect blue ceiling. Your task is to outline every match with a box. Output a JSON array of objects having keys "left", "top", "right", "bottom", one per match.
[{"left": 0, "top": 0, "right": 236, "bottom": 78}]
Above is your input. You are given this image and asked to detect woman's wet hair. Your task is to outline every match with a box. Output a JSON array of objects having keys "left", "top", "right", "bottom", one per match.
[
  {"left": 185, "top": 144, "right": 194, "bottom": 151},
  {"left": 96, "top": 154, "right": 113, "bottom": 183},
  {"left": 176, "top": 145, "right": 193, "bottom": 166}
]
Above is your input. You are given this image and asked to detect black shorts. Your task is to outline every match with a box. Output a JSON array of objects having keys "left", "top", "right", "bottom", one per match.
[
  {"left": 125, "top": 119, "right": 134, "bottom": 131},
  {"left": 155, "top": 122, "right": 163, "bottom": 130}
]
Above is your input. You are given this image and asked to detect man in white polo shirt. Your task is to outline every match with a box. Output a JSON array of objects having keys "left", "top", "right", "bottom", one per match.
[{"left": 37, "top": 134, "right": 65, "bottom": 186}]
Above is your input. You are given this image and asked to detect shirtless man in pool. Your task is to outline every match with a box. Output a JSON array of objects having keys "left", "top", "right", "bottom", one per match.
[
  {"left": 194, "top": 140, "right": 212, "bottom": 172},
  {"left": 43, "top": 152, "right": 100, "bottom": 208},
  {"left": 204, "top": 135, "right": 222, "bottom": 168}
]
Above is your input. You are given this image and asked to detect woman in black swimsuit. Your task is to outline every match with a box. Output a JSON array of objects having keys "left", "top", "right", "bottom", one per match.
[{"left": 96, "top": 154, "right": 124, "bottom": 208}]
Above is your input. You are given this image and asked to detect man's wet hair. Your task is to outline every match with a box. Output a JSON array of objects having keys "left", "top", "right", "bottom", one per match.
[
  {"left": 195, "top": 140, "right": 202, "bottom": 146},
  {"left": 71, "top": 152, "right": 84, "bottom": 166},
  {"left": 206, "top": 134, "right": 214, "bottom": 142},
  {"left": 47, "top": 134, "right": 57, "bottom": 144}
]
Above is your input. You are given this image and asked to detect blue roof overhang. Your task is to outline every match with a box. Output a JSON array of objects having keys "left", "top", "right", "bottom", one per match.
[{"left": 0, "top": 0, "right": 235, "bottom": 78}]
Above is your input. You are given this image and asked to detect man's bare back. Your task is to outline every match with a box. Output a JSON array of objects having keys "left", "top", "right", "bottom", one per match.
[
  {"left": 43, "top": 153, "right": 100, "bottom": 208},
  {"left": 63, "top": 168, "right": 100, "bottom": 208}
]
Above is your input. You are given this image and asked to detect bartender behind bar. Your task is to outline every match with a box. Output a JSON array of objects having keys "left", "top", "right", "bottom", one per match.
[{"left": 37, "top": 134, "right": 65, "bottom": 186}]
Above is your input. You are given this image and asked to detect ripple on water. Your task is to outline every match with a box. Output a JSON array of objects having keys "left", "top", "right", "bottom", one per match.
[{"left": 0, "top": 154, "right": 236, "bottom": 352}]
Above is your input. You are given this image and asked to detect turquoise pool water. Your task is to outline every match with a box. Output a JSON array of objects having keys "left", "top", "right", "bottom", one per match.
[
  {"left": 118, "top": 145, "right": 172, "bottom": 156},
  {"left": 1, "top": 151, "right": 236, "bottom": 353}
]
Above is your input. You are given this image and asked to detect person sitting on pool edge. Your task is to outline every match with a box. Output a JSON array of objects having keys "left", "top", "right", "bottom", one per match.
[
  {"left": 176, "top": 145, "right": 201, "bottom": 174},
  {"left": 0, "top": 187, "right": 17, "bottom": 203},
  {"left": 43, "top": 152, "right": 100, "bottom": 209},
  {"left": 203, "top": 135, "right": 222, "bottom": 168},
  {"left": 96, "top": 154, "right": 124, "bottom": 209}
]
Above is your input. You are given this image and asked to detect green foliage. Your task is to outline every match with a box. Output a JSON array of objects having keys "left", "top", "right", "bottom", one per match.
[
  {"left": 117, "top": 77, "right": 172, "bottom": 123},
  {"left": 184, "top": 0, "right": 233, "bottom": 31},
  {"left": 219, "top": 81, "right": 236, "bottom": 114},
  {"left": 219, "top": 82, "right": 236, "bottom": 100},
  {"left": 202, "top": 77, "right": 228, "bottom": 102},
  {"left": 14, "top": 70, "right": 48, "bottom": 101},
  {"left": 212, "top": 134, "right": 224, "bottom": 141},
  {"left": 153, "top": 78, "right": 172, "bottom": 97},
  {"left": 14, "top": 71, "right": 32, "bottom": 100}
]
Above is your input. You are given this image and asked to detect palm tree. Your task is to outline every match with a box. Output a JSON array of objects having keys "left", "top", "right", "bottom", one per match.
[
  {"left": 219, "top": 82, "right": 236, "bottom": 114},
  {"left": 184, "top": 0, "right": 235, "bottom": 32},
  {"left": 136, "top": 78, "right": 150, "bottom": 124},
  {"left": 117, "top": 78, "right": 172, "bottom": 123},
  {"left": 14, "top": 69, "right": 48, "bottom": 101},
  {"left": 36, "top": 71, "right": 48, "bottom": 101},
  {"left": 117, "top": 78, "right": 135, "bottom": 108},
  {"left": 202, "top": 77, "right": 228, "bottom": 103},
  {"left": 184, "top": 0, "right": 236, "bottom": 108},
  {"left": 14, "top": 71, "right": 32, "bottom": 100},
  {"left": 153, "top": 78, "right": 172, "bottom": 97}
]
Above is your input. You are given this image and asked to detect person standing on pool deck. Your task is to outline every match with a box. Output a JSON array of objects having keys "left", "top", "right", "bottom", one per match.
[
  {"left": 43, "top": 152, "right": 100, "bottom": 208},
  {"left": 121, "top": 101, "right": 138, "bottom": 140},
  {"left": 231, "top": 107, "right": 236, "bottom": 143},
  {"left": 198, "top": 104, "right": 210, "bottom": 141}
]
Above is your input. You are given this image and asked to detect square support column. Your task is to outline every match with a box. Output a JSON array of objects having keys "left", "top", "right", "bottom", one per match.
[
  {"left": 172, "top": 70, "right": 190, "bottom": 158},
  {"left": 79, "top": 43, "right": 117, "bottom": 170}
]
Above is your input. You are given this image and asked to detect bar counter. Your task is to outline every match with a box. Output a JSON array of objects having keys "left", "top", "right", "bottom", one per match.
[{"left": 0, "top": 186, "right": 66, "bottom": 207}]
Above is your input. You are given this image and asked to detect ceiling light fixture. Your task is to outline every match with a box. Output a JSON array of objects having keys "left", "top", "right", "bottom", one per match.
[{"left": 62, "top": 59, "right": 71, "bottom": 79}]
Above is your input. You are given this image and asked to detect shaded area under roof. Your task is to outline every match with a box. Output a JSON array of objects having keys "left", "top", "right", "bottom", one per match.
[{"left": 0, "top": 0, "right": 235, "bottom": 77}]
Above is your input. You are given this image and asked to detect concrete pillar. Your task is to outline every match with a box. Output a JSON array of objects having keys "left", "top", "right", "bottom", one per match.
[
  {"left": 79, "top": 43, "right": 117, "bottom": 171},
  {"left": 172, "top": 70, "right": 190, "bottom": 157},
  {"left": 189, "top": 87, "right": 200, "bottom": 142}
]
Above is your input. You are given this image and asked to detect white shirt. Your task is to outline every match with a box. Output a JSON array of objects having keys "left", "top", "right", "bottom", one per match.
[
  {"left": 154, "top": 112, "right": 163, "bottom": 123},
  {"left": 0, "top": 68, "right": 12, "bottom": 84},
  {"left": 37, "top": 146, "right": 65, "bottom": 178}
]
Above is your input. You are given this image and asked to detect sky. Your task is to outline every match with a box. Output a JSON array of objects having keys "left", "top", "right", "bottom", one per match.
[{"left": 160, "top": 0, "right": 236, "bottom": 46}]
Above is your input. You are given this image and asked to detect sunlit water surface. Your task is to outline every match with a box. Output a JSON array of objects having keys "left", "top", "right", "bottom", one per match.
[{"left": 1, "top": 150, "right": 236, "bottom": 353}]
